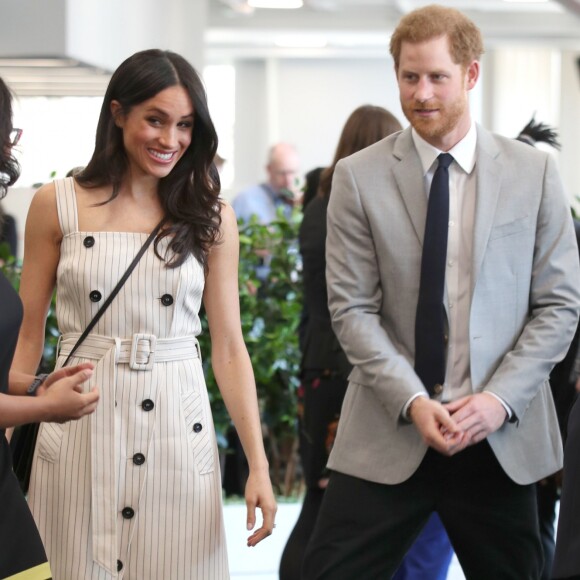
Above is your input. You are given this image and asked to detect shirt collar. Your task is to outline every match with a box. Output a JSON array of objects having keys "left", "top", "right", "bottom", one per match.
[
  {"left": 411, "top": 120, "right": 477, "bottom": 175},
  {"left": 262, "top": 182, "right": 290, "bottom": 208}
]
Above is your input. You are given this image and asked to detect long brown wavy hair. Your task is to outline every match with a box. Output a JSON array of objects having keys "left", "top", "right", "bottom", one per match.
[
  {"left": 319, "top": 105, "right": 402, "bottom": 199},
  {"left": 76, "top": 49, "right": 221, "bottom": 271}
]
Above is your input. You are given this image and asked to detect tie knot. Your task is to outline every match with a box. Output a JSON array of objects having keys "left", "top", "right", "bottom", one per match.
[{"left": 437, "top": 153, "right": 454, "bottom": 170}]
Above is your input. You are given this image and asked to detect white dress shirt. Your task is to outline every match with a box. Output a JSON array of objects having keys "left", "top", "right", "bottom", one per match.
[{"left": 404, "top": 122, "right": 511, "bottom": 418}]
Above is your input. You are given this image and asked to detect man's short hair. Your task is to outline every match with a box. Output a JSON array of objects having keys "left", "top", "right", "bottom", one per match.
[{"left": 389, "top": 4, "right": 484, "bottom": 70}]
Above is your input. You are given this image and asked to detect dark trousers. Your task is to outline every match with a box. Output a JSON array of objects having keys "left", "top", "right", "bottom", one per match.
[
  {"left": 302, "top": 441, "right": 542, "bottom": 580},
  {"left": 553, "top": 395, "right": 580, "bottom": 578},
  {"left": 280, "top": 488, "right": 325, "bottom": 580}
]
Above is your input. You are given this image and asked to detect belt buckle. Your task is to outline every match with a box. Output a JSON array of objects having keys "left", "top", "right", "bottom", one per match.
[{"left": 129, "top": 333, "right": 157, "bottom": 371}]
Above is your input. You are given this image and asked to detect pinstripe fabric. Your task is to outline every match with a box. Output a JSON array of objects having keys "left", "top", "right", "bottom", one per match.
[{"left": 28, "top": 178, "right": 229, "bottom": 580}]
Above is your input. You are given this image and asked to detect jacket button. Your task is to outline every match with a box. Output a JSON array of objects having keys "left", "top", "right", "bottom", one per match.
[
  {"left": 133, "top": 453, "right": 146, "bottom": 466},
  {"left": 160, "top": 293, "right": 174, "bottom": 306},
  {"left": 141, "top": 399, "right": 154, "bottom": 412},
  {"left": 122, "top": 507, "right": 135, "bottom": 519},
  {"left": 89, "top": 290, "right": 102, "bottom": 302},
  {"left": 193, "top": 422, "right": 203, "bottom": 433},
  {"left": 83, "top": 236, "right": 95, "bottom": 248},
  {"left": 433, "top": 383, "right": 443, "bottom": 395},
  {"left": 117, "top": 560, "right": 123, "bottom": 572}
]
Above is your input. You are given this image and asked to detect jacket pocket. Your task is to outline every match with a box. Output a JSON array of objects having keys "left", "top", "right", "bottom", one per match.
[
  {"left": 36, "top": 422, "right": 65, "bottom": 463},
  {"left": 181, "top": 389, "right": 215, "bottom": 474},
  {"left": 489, "top": 215, "right": 530, "bottom": 240}
]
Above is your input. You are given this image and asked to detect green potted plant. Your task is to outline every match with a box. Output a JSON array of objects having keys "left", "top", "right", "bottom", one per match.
[{"left": 198, "top": 208, "right": 303, "bottom": 494}]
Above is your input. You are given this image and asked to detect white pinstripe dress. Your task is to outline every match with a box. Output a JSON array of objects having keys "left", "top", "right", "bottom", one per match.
[{"left": 28, "top": 178, "right": 229, "bottom": 580}]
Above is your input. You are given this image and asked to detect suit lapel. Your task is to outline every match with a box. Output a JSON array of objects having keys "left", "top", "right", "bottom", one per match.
[
  {"left": 391, "top": 126, "right": 503, "bottom": 279},
  {"left": 393, "top": 129, "right": 428, "bottom": 245},
  {"left": 471, "top": 127, "right": 502, "bottom": 295}
]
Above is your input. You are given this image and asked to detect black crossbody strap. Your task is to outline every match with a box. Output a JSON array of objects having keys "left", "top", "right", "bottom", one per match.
[{"left": 62, "top": 221, "right": 164, "bottom": 367}]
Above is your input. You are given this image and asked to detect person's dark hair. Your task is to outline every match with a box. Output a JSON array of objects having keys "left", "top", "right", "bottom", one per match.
[
  {"left": 389, "top": 5, "right": 484, "bottom": 71},
  {"left": 319, "top": 105, "right": 402, "bottom": 198},
  {"left": 302, "top": 166, "right": 324, "bottom": 211},
  {"left": 76, "top": 49, "right": 221, "bottom": 270},
  {"left": 0, "top": 78, "right": 21, "bottom": 199},
  {"left": 516, "top": 116, "right": 561, "bottom": 150}
]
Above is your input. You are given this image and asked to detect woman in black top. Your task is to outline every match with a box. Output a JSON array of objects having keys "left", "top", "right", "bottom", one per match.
[{"left": 0, "top": 76, "right": 99, "bottom": 580}]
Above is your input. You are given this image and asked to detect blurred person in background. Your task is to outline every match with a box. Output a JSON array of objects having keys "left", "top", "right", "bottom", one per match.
[{"left": 232, "top": 142, "right": 300, "bottom": 223}]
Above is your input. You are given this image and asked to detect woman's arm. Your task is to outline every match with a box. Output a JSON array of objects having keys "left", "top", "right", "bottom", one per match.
[
  {"left": 3, "top": 184, "right": 100, "bottom": 427},
  {"left": 10, "top": 183, "right": 62, "bottom": 391},
  {"left": 0, "top": 364, "right": 99, "bottom": 428},
  {"left": 203, "top": 201, "right": 277, "bottom": 547}
]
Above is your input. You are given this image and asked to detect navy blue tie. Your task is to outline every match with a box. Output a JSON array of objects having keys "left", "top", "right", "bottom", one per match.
[{"left": 414, "top": 153, "right": 453, "bottom": 396}]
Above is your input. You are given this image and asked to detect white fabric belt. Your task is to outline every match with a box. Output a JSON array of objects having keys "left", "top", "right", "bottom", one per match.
[
  {"left": 58, "top": 333, "right": 199, "bottom": 370},
  {"left": 55, "top": 332, "right": 200, "bottom": 575}
]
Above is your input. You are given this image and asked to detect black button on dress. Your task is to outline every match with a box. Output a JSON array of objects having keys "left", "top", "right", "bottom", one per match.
[
  {"left": 160, "top": 294, "right": 174, "bottom": 306},
  {"left": 89, "top": 290, "right": 102, "bottom": 302},
  {"left": 141, "top": 399, "right": 154, "bottom": 412}
]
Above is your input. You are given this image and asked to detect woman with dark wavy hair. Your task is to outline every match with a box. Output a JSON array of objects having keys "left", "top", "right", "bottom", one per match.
[
  {"left": 0, "top": 78, "right": 99, "bottom": 580},
  {"left": 12, "top": 50, "right": 276, "bottom": 579}
]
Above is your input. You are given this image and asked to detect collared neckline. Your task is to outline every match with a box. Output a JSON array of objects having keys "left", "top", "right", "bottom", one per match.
[{"left": 412, "top": 120, "right": 477, "bottom": 176}]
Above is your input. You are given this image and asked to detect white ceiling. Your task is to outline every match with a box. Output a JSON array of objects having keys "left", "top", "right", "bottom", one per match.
[
  {"left": 208, "top": 0, "right": 580, "bottom": 59},
  {"left": 3, "top": 0, "right": 579, "bottom": 96}
]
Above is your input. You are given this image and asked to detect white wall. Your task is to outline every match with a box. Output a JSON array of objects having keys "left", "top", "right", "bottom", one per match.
[
  {"left": 488, "top": 47, "right": 561, "bottom": 139},
  {"left": 1, "top": 187, "right": 36, "bottom": 261},
  {"left": 559, "top": 50, "right": 580, "bottom": 201},
  {"left": 277, "top": 58, "right": 405, "bottom": 175},
  {"left": 486, "top": 46, "right": 580, "bottom": 201},
  {"left": 232, "top": 60, "right": 269, "bottom": 198},
  {"left": 0, "top": 0, "right": 66, "bottom": 56},
  {"left": 229, "top": 56, "right": 407, "bottom": 198},
  {"left": 66, "top": 0, "right": 207, "bottom": 71}
]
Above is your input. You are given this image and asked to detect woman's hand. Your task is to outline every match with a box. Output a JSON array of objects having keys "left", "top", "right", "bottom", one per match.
[
  {"left": 40, "top": 364, "right": 99, "bottom": 422},
  {"left": 37, "top": 362, "right": 93, "bottom": 396},
  {"left": 245, "top": 467, "right": 277, "bottom": 547}
]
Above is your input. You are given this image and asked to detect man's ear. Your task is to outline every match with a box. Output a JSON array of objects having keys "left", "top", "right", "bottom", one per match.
[
  {"left": 110, "top": 100, "right": 124, "bottom": 128},
  {"left": 465, "top": 60, "right": 480, "bottom": 91}
]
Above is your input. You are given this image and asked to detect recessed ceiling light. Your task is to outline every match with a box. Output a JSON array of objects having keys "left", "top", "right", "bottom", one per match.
[{"left": 248, "top": 0, "right": 303, "bottom": 8}]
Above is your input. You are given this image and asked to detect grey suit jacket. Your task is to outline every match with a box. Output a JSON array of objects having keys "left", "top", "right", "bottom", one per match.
[{"left": 326, "top": 125, "right": 580, "bottom": 485}]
